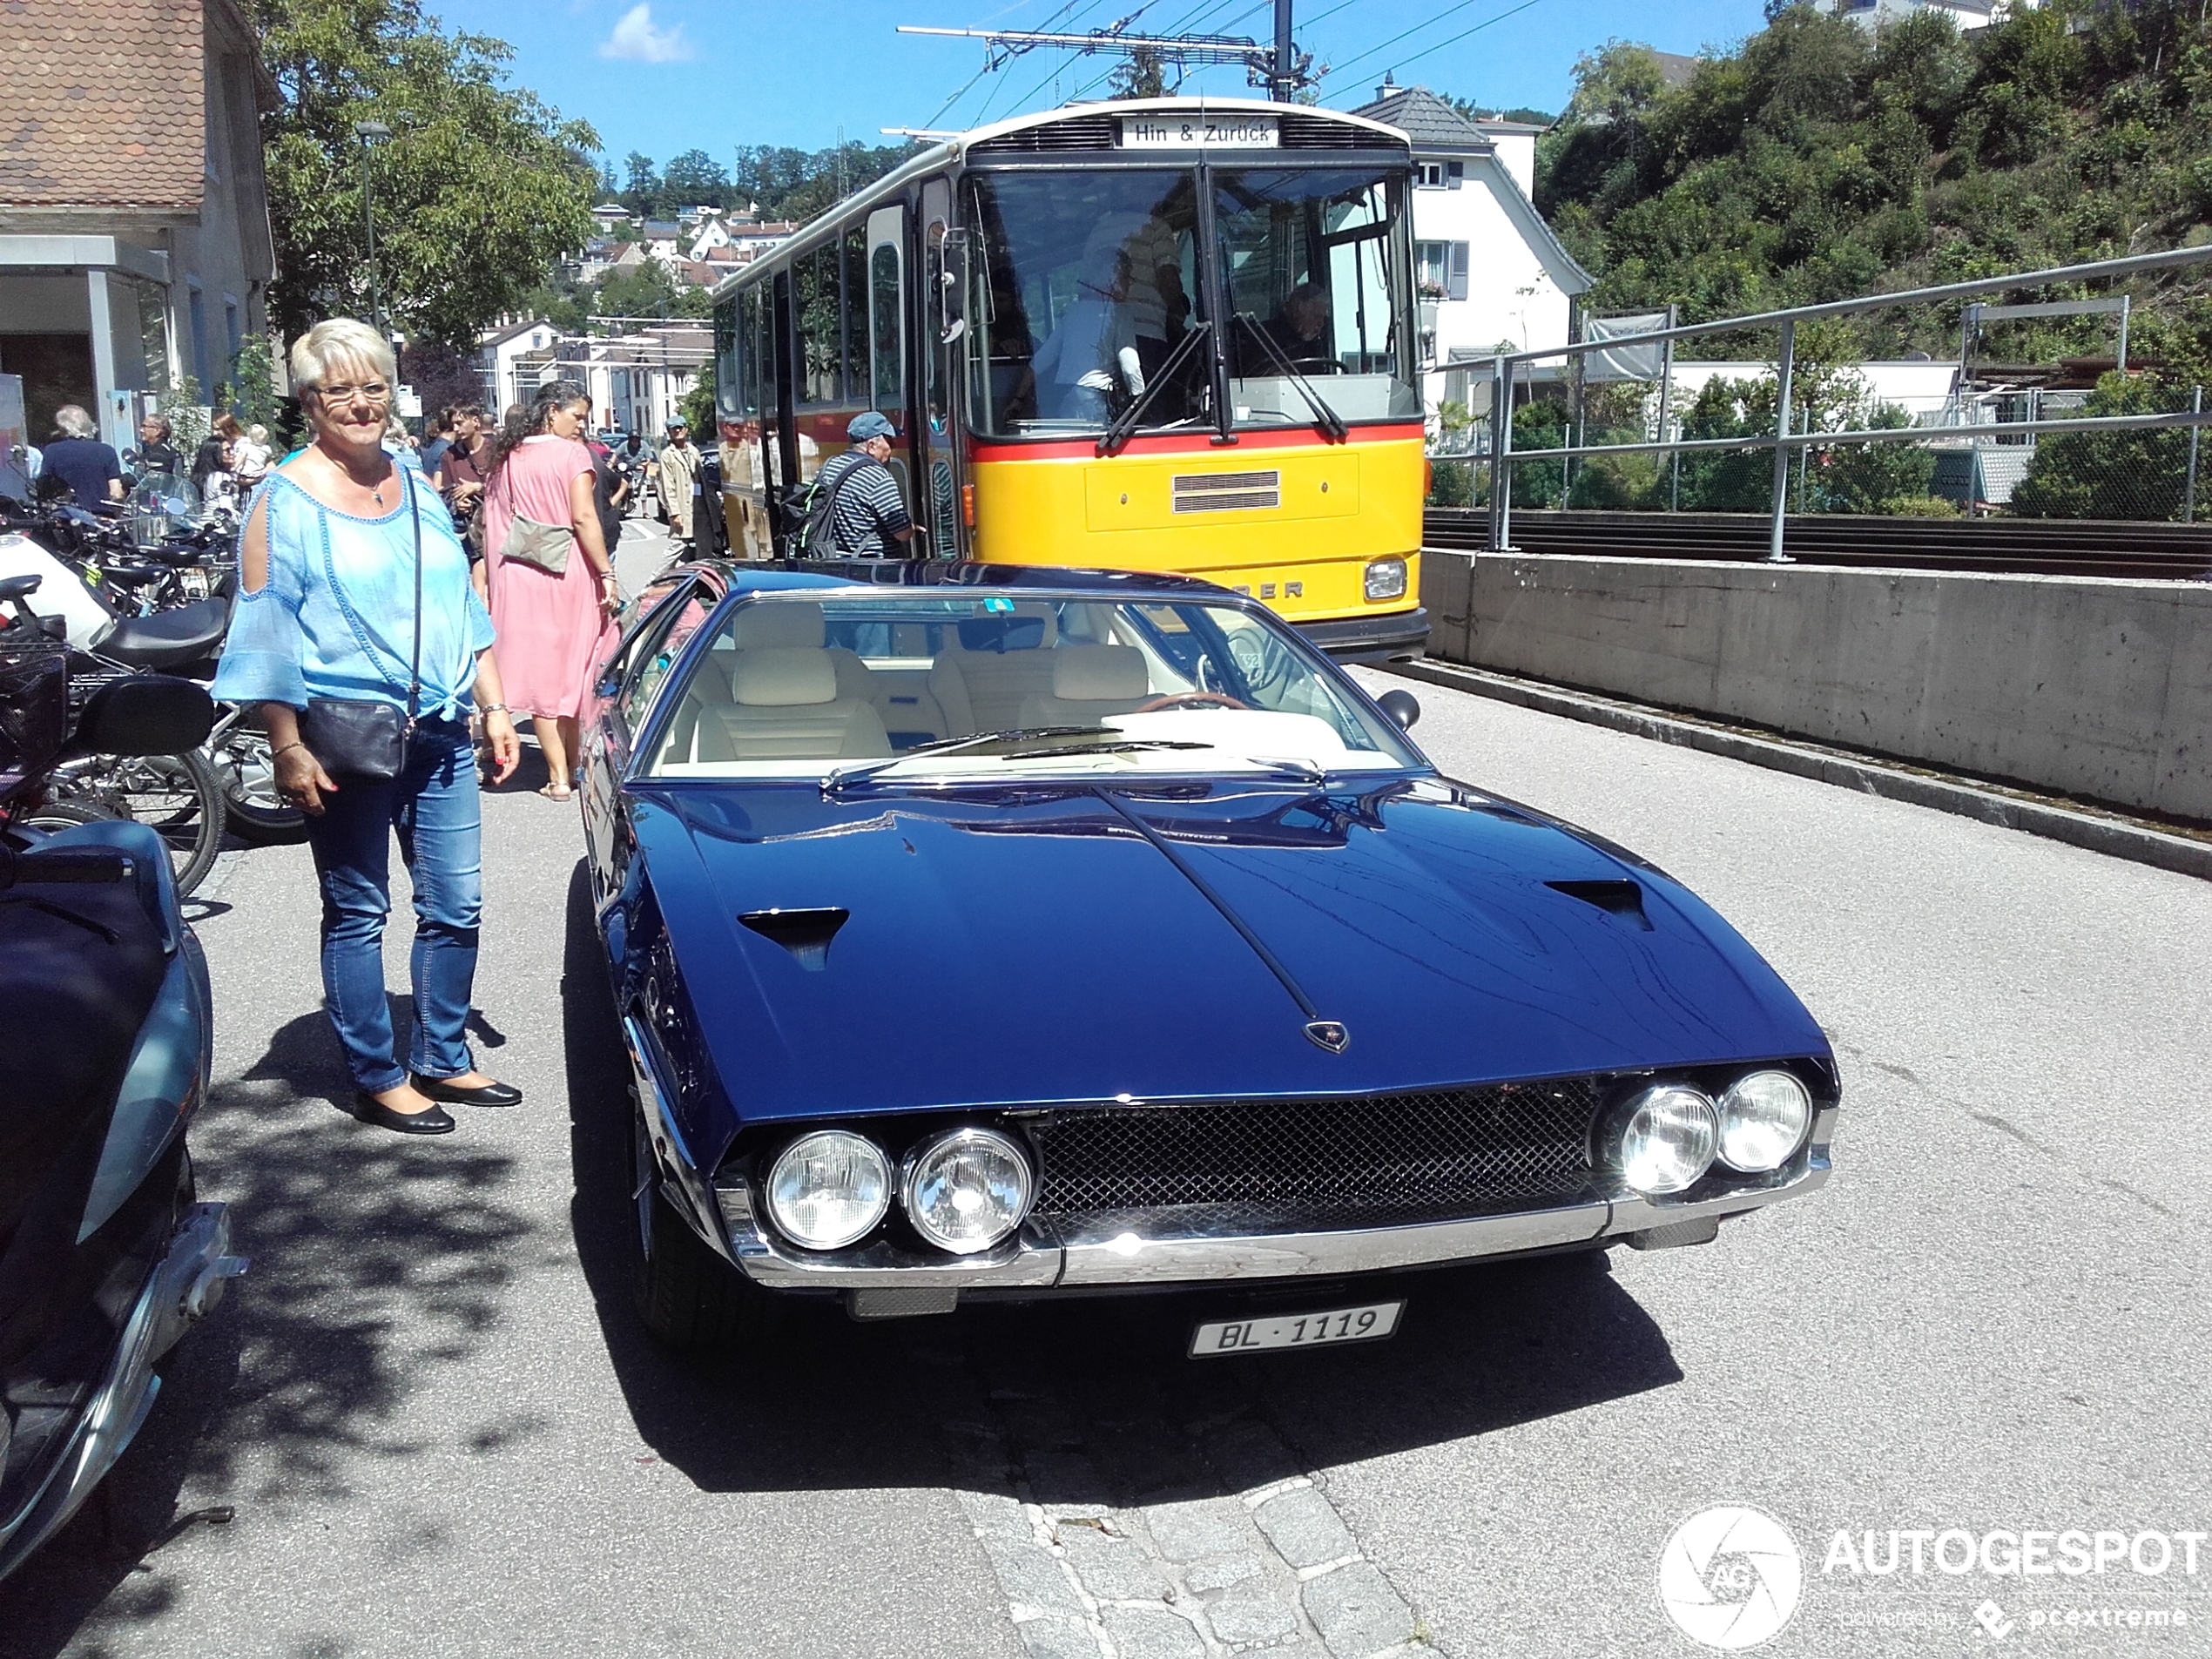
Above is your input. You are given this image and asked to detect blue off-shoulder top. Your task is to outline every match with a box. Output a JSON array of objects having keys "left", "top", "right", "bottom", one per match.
[{"left": 212, "top": 469, "right": 496, "bottom": 718}]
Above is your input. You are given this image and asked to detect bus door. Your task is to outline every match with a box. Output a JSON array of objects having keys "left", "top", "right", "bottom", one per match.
[
  {"left": 920, "top": 178, "right": 968, "bottom": 558},
  {"left": 767, "top": 266, "right": 800, "bottom": 550},
  {"left": 862, "top": 205, "right": 919, "bottom": 548}
]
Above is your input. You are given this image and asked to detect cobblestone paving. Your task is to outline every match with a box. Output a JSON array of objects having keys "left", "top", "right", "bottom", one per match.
[{"left": 930, "top": 1332, "right": 1432, "bottom": 1659}]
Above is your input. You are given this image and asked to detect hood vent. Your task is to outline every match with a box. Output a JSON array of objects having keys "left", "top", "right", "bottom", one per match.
[
  {"left": 740, "top": 907, "right": 850, "bottom": 970},
  {"left": 1546, "top": 880, "right": 1653, "bottom": 931},
  {"left": 1173, "top": 469, "right": 1280, "bottom": 513}
]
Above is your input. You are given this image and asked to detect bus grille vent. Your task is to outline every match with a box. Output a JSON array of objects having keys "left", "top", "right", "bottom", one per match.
[
  {"left": 969, "top": 118, "right": 1118, "bottom": 155},
  {"left": 1173, "top": 470, "right": 1281, "bottom": 512},
  {"left": 1278, "top": 115, "right": 1408, "bottom": 152}
]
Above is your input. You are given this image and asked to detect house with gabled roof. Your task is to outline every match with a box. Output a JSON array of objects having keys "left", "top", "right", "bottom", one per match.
[{"left": 1352, "top": 78, "right": 1592, "bottom": 419}]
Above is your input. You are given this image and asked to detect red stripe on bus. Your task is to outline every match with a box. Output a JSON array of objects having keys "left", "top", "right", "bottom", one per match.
[{"left": 965, "top": 423, "right": 1424, "bottom": 462}]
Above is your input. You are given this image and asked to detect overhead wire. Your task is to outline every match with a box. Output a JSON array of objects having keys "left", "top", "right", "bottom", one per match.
[
  {"left": 1368, "top": 0, "right": 1549, "bottom": 80},
  {"left": 1322, "top": 0, "right": 1495, "bottom": 84}
]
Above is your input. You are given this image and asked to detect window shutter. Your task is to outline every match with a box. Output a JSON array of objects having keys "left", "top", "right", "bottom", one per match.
[
  {"left": 1447, "top": 243, "right": 1470, "bottom": 302},
  {"left": 1446, "top": 159, "right": 1464, "bottom": 190}
]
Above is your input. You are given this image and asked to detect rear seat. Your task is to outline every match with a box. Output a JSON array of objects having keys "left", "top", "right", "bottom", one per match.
[
  {"left": 690, "top": 648, "right": 889, "bottom": 761},
  {"left": 930, "top": 603, "right": 1064, "bottom": 734},
  {"left": 1016, "top": 645, "right": 1152, "bottom": 726}
]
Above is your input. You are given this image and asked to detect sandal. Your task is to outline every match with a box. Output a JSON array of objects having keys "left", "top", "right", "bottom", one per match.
[{"left": 537, "top": 782, "right": 574, "bottom": 801}]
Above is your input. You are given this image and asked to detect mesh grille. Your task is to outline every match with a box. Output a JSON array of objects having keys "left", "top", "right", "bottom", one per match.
[
  {"left": 1278, "top": 115, "right": 1407, "bottom": 152},
  {"left": 1175, "top": 469, "right": 1281, "bottom": 512},
  {"left": 1028, "top": 1080, "right": 1601, "bottom": 1231},
  {"left": 970, "top": 117, "right": 1118, "bottom": 155}
]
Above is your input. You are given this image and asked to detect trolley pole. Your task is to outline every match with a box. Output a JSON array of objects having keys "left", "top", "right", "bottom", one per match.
[{"left": 1271, "top": 1, "right": 1296, "bottom": 100}]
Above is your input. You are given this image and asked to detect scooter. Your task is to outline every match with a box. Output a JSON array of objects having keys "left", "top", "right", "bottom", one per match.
[{"left": 0, "top": 598, "right": 244, "bottom": 1584}]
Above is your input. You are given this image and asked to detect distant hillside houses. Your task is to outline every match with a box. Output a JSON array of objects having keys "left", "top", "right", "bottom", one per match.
[{"left": 563, "top": 209, "right": 796, "bottom": 292}]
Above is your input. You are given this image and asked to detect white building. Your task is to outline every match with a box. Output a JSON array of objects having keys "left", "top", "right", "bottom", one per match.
[
  {"left": 475, "top": 317, "right": 557, "bottom": 415},
  {"left": 1834, "top": 0, "right": 2003, "bottom": 30},
  {"left": 1352, "top": 80, "right": 1592, "bottom": 420},
  {"left": 686, "top": 217, "right": 732, "bottom": 261}
]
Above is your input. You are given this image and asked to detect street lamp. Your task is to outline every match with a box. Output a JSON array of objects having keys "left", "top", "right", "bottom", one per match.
[{"left": 353, "top": 119, "right": 392, "bottom": 335}]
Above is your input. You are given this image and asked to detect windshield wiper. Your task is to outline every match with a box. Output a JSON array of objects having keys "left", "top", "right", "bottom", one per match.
[
  {"left": 1233, "top": 314, "right": 1349, "bottom": 444},
  {"left": 825, "top": 727, "right": 1114, "bottom": 793},
  {"left": 1097, "top": 320, "right": 1214, "bottom": 458},
  {"left": 994, "top": 738, "right": 1215, "bottom": 761}
]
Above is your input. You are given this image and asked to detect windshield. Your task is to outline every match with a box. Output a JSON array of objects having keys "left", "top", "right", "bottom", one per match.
[
  {"left": 968, "top": 170, "right": 1204, "bottom": 440},
  {"left": 1216, "top": 167, "right": 1420, "bottom": 429},
  {"left": 638, "top": 591, "right": 1422, "bottom": 782}
]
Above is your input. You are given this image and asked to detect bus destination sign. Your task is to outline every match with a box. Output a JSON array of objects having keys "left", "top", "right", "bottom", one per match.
[{"left": 1118, "top": 116, "right": 1280, "bottom": 149}]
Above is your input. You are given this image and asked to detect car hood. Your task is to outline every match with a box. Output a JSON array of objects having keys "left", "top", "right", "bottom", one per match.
[{"left": 627, "top": 776, "right": 1828, "bottom": 1124}]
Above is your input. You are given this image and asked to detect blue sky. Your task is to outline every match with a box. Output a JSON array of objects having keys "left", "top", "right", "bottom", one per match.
[{"left": 433, "top": 0, "right": 1767, "bottom": 170}]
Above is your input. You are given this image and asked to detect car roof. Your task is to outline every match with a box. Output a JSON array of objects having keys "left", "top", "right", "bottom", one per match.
[{"left": 698, "top": 560, "right": 1235, "bottom": 600}]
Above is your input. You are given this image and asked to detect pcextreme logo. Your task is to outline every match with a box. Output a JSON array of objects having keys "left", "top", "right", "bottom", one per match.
[{"left": 1658, "top": 1505, "right": 1805, "bottom": 1650}]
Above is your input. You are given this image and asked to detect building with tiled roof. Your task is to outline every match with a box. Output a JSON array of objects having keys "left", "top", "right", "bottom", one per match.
[
  {"left": 0, "top": 0, "right": 277, "bottom": 463},
  {"left": 1352, "top": 77, "right": 1591, "bottom": 420}
]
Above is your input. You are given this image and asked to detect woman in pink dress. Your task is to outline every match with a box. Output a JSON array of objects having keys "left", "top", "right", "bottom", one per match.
[{"left": 482, "top": 382, "right": 619, "bottom": 799}]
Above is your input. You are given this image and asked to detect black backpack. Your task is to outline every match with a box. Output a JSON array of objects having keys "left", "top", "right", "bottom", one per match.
[{"left": 786, "top": 453, "right": 880, "bottom": 558}]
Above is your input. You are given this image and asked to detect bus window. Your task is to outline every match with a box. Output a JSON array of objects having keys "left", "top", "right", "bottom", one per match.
[
  {"left": 714, "top": 300, "right": 740, "bottom": 419},
  {"left": 966, "top": 170, "right": 1201, "bottom": 438},
  {"left": 841, "top": 226, "right": 869, "bottom": 404},
  {"left": 798, "top": 243, "right": 841, "bottom": 406},
  {"left": 870, "top": 241, "right": 902, "bottom": 408},
  {"left": 1214, "top": 168, "right": 1419, "bottom": 426},
  {"left": 737, "top": 285, "right": 764, "bottom": 417}
]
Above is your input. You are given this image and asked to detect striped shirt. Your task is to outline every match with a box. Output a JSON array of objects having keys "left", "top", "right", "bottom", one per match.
[{"left": 817, "top": 452, "right": 912, "bottom": 556}]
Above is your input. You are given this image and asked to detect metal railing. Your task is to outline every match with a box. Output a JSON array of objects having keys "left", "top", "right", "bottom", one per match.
[{"left": 1455, "top": 246, "right": 2212, "bottom": 561}]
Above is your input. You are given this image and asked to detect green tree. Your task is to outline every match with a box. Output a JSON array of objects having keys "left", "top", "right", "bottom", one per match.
[
  {"left": 253, "top": 0, "right": 600, "bottom": 349},
  {"left": 1109, "top": 47, "right": 1169, "bottom": 99},
  {"left": 2010, "top": 372, "right": 2191, "bottom": 518},
  {"left": 662, "top": 148, "right": 732, "bottom": 209}
]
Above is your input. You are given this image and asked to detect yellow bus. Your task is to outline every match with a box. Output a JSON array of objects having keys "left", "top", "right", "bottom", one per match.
[{"left": 709, "top": 97, "right": 1427, "bottom": 659}]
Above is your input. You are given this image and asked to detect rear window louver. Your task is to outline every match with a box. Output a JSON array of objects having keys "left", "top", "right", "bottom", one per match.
[
  {"left": 1278, "top": 115, "right": 1406, "bottom": 151},
  {"left": 1173, "top": 469, "right": 1281, "bottom": 513},
  {"left": 969, "top": 117, "right": 1119, "bottom": 155}
]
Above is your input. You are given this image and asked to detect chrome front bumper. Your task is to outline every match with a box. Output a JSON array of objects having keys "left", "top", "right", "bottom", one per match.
[{"left": 714, "top": 1143, "right": 1832, "bottom": 1296}]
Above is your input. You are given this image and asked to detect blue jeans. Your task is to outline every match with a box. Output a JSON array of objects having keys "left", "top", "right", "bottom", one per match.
[{"left": 303, "top": 718, "right": 482, "bottom": 1093}]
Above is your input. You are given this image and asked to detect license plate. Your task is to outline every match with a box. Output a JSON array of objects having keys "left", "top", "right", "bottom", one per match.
[{"left": 1190, "top": 1299, "right": 1403, "bottom": 1359}]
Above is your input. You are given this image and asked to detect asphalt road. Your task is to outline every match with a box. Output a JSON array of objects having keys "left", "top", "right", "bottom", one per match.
[{"left": 6, "top": 546, "right": 2209, "bottom": 1658}]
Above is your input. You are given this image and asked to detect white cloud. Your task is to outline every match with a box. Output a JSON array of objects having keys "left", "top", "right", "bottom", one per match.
[{"left": 599, "top": 3, "right": 693, "bottom": 63}]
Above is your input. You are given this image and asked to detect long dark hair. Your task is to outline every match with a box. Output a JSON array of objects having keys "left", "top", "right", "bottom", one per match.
[{"left": 486, "top": 380, "right": 587, "bottom": 481}]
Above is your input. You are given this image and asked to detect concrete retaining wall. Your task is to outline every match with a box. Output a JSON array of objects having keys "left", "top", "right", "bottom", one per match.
[{"left": 1420, "top": 550, "right": 2212, "bottom": 821}]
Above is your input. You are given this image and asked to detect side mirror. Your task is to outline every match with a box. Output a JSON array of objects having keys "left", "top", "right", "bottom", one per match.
[
  {"left": 937, "top": 232, "right": 968, "bottom": 346},
  {"left": 1376, "top": 687, "right": 1420, "bottom": 731},
  {"left": 74, "top": 674, "right": 214, "bottom": 756}
]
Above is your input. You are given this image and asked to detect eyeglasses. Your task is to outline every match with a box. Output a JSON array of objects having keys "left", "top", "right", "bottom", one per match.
[{"left": 316, "top": 381, "right": 393, "bottom": 406}]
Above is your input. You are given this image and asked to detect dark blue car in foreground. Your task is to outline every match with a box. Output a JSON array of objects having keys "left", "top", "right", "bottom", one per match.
[{"left": 579, "top": 562, "right": 1835, "bottom": 1352}]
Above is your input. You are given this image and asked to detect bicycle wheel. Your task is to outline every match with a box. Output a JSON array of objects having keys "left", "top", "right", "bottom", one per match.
[
  {"left": 41, "top": 748, "right": 226, "bottom": 897},
  {"left": 212, "top": 721, "right": 306, "bottom": 840}
]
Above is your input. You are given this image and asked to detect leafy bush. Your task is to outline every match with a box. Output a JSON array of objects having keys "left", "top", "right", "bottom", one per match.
[{"left": 2011, "top": 372, "right": 2191, "bottom": 518}]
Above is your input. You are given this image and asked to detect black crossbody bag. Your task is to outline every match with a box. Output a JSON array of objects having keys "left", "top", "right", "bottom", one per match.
[{"left": 298, "top": 482, "right": 422, "bottom": 784}]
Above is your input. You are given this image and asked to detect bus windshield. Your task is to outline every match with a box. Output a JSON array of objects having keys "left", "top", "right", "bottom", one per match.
[{"left": 968, "top": 163, "right": 1417, "bottom": 441}]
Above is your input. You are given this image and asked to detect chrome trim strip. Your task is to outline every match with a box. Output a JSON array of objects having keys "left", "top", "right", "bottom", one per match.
[
  {"left": 717, "top": 1153, "right": 1831, "bottom": 1291},
  {"left": 619, "top": 1015, "right": 738, "bottom": 1264}
]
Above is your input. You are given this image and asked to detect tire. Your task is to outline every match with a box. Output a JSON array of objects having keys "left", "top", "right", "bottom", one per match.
[
  {"left": 211, "top": 725, "right": 306, "bottom": 841},
  {"left": 36, "top": 748, "right": 226, "bottom": 897},
  {"left": 627, "top": 1088, "right": 773, "bottom": 1351}
]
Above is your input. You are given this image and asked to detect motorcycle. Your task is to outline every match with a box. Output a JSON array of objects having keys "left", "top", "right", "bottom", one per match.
[{"left": 0, "top": 616, "right": 245, "bottom": 1585}]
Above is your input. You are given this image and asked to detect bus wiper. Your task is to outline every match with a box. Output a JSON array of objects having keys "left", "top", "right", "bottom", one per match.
[
  {"left": 1097, "top": 320, "right": 1214, "bottom": 458},
  {"left": 1233, "top": 314, "right": 1349, "bottom": 444},
  {"left": 825, "top": 727, "right": 1113, "bottom": 793}
]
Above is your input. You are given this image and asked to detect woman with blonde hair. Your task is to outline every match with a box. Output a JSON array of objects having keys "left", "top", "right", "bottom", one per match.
[
  {"left": 212, "top": 319, "right": 524, "bottom": 1135},
  {"left": 480, "top": 380, "right": 619, "bottom": 800}
]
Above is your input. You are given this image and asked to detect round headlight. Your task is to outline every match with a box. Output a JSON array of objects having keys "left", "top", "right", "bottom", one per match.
[
  {"left": 1716, "top": 1069, "right": 1812, "bottom": 1173},
  {"left": 766, "top": 1130, "right": 891, "bottom": 1250},
  {"left": 901, "top": 1128, "right": 1033, "bottom": 1255},
  {"left": 1618, "top": 1085, "right": 1718, "bottom": 1195}
]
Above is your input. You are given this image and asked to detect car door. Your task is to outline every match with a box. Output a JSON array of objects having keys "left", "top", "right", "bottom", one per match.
[{"left": 581, "top": 573, "right": 716, "bottom": 898}]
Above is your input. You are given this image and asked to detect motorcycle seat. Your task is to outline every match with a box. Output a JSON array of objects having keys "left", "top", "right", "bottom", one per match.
[{"left": 98, "top": 597, "right": 228, "bottom": 670}]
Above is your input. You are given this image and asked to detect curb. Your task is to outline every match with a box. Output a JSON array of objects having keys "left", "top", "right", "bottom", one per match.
[{"left": 1381, "top": 658, "right": 2212, "bottom": 885}]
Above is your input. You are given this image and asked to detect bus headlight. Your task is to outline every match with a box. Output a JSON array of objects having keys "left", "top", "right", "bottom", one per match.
[{"left": 1364, "top": 558, "right": 1408, "bottom": 603}]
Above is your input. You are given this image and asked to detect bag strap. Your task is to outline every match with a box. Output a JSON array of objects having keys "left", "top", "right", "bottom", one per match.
[{"left": 405, "top": 475, "right": 422, "bottom": 733}]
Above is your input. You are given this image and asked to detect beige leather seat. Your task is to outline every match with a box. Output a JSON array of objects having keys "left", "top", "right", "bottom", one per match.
[
  {"left": 691, "top": 648, "right": 890, "bottom": 761},
  {"left": 929, "top": 603, "right": 1063, "bottom": 735},
  {"left": 729, "top": 600, "right": 873, "bottom": 703},
  {"left": 1016, "top": 644, "right": 1152, "bottom": 726}
]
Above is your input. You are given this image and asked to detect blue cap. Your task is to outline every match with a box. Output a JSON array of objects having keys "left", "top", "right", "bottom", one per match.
[{"left": 847, "top": 410, "right": 896, "bottom": 442}]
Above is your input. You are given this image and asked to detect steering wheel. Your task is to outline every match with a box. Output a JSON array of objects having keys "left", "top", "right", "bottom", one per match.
[{"left": 1136, "top": 691, "right": 1248, "bottom": 713}]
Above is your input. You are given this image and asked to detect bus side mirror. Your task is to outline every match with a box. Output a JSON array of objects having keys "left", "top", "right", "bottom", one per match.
[{"left": 938, "top": 233, "right": 968, "bottom": 346}]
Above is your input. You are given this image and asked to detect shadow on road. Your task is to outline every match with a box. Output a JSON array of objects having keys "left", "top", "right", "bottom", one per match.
[
  {"left": 559, "top": 861, "right": 1683, "bottom": 1507},
  {"left": 0, "top": 1012, "right": 534, "bottom": 1658}
]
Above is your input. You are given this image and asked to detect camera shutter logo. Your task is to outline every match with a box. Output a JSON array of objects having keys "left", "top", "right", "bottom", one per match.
[{"left": 1658, "top": 1505, "right": 1804, "bottom": 1649}]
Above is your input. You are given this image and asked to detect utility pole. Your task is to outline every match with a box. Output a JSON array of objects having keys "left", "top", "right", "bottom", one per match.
[{"left": 354, "top": 119, "right": 392, "bottom": 337}]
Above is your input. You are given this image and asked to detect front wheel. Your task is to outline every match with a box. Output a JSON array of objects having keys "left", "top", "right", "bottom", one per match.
[
  {"left": 628, "top": 1089, "right": 775, "bottom": 1351},
  {"left": 210, "top": 723, "right": 306, "bottom": 840},
  {"left": 35, "top": 747, "right": 225, "bottom": 896}
]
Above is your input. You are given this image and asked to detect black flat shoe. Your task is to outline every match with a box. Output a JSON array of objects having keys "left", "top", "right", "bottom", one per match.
[
  {"left": 409, "top": 1073, "right": 523, "bottom": 1108},
  {"left": 352, "top": 1092, "right": 455, "bottom": 1135}
]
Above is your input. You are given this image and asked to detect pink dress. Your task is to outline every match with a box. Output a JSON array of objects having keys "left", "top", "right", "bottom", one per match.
[{"left": 483, "top": 435, "right": 613, "bottom": 720}]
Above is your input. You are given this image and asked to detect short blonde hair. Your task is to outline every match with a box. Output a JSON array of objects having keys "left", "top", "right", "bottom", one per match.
[
  {"left": 53, "top": 404, "right": 97, "bottom": 439},
  {"left": 288, "top": 318, "right": 396, "bottom": 397}
]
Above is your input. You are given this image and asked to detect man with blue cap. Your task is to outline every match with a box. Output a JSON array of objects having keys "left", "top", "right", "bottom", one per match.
[{"left": 808, "top": 410, "right": 914, "bottom": 556}]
